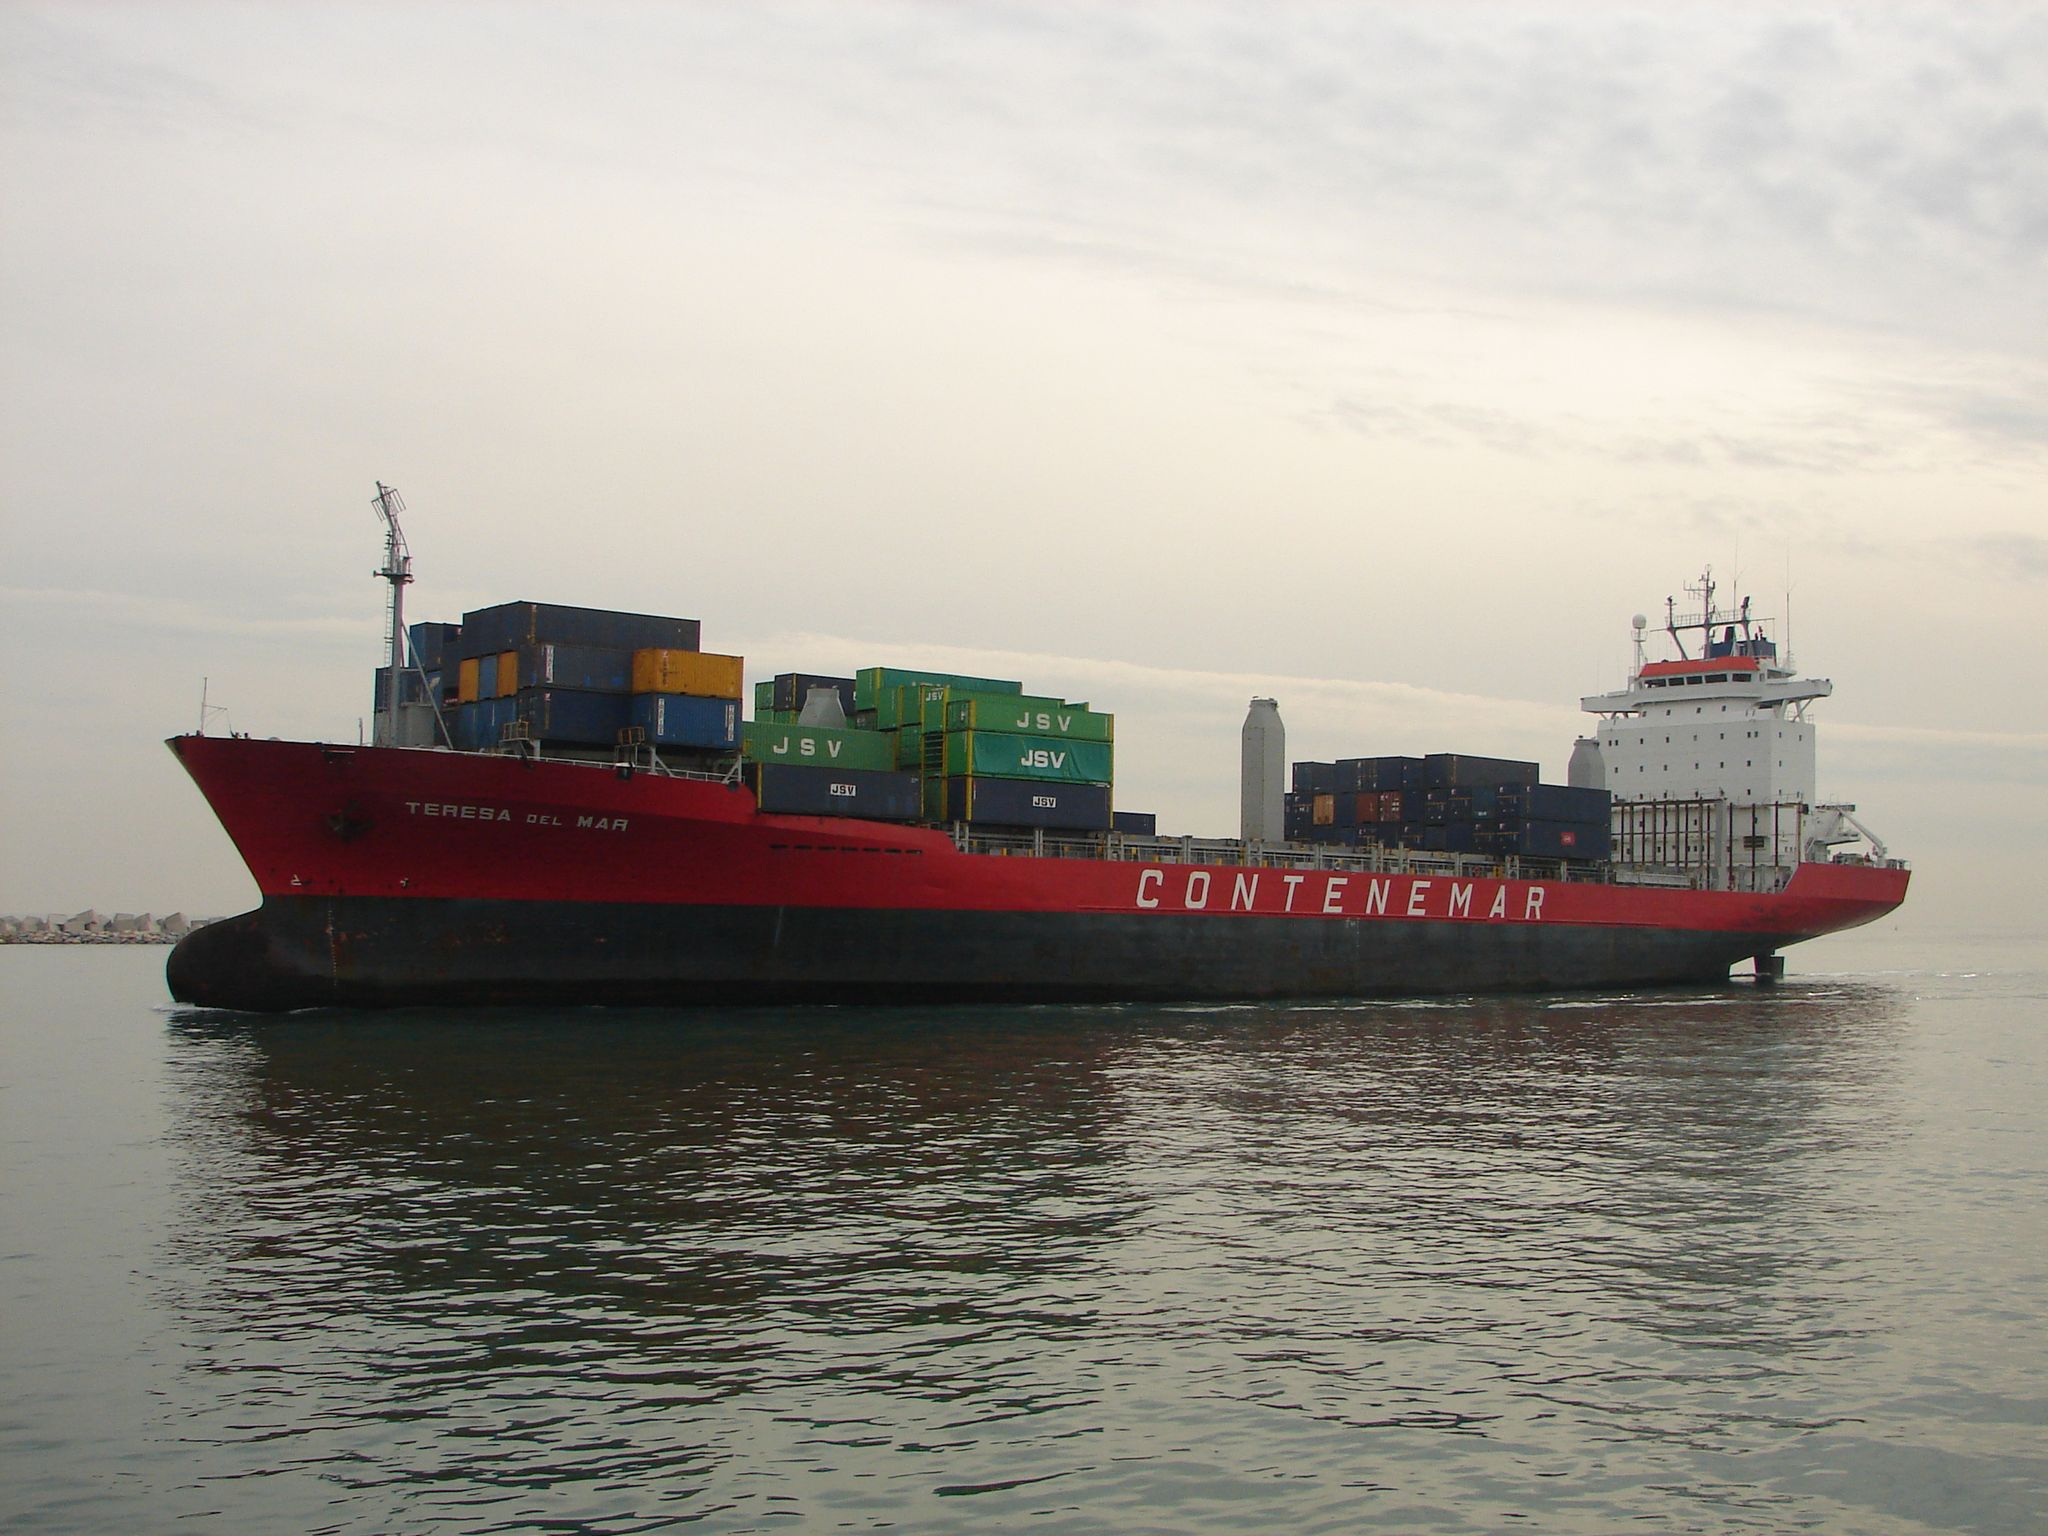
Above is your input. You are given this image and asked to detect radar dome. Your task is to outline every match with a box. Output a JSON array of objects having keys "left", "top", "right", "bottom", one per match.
[{"left": 1631, "top": 614, "right": 1648, "bottom": 630}]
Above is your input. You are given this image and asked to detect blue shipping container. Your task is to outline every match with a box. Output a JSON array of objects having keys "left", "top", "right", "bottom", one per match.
[
  {"left": 943, "top": 776, "right": 1112, "bottom": 831},
  {"left": 407, "top": 621, "right": 463, "bottom": 674},
  {"left": 516, "top": 687, "right": 629, "bottom": 744},
  {"left": 752, "top": 764, "right": 920, "bottom": 820},
  {"left": 458, "top": 602, "right": 700, "bottom": 659},
  {"left": 518, "top": 642, "right": 634, "bottom": 693},
  {"left": 628, "top": 693, "right": 739, "bottom": 749}
]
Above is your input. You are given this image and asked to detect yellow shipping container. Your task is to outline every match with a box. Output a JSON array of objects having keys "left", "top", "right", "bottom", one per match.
[
  {"left": 457, "top": 656, "right": 481, "bottom": 703},
  {"left": 497, "top": 650, "right": 519, "bottom": 697},
  {"left": 631, "top": 649, "right": 744, "bottom": 699}
]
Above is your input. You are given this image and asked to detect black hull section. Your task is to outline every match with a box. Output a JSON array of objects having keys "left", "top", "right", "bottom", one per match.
[{"left": 167, "top": 897, "right": 1782, "bottom": 1012}]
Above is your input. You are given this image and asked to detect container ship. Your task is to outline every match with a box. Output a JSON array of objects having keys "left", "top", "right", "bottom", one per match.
[{"left": 165, "top": 494, "right": 1907, "bottom": 1010}]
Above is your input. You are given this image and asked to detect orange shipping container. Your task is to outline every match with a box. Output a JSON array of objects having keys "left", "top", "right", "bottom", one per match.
[
  {"left": 1312, "top": 793, "right": 1335, "bottom": 826},
  {"left": 497, "top": 650, "right": 519, "bottom": 698},
  {"left": 631, "top": 649, "right": 744, "bottom": 699},
  {"left": 457, "top": 656, "right": 481, "bottom": 703}
]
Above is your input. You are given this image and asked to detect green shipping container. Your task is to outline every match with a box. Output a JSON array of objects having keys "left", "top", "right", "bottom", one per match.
[
  {"left": 743, "top": 722, "right": 897, "bottom": 772},
  {"left": 893, "top": 725, "right": 924, "bottom": 769},
  {"left": 942, "top": 730, "right": 1113, "bottom": 784},
  {"left": 944, "top": 691, "right": 1112, "bottom": 742},
  {"left": 855, "top": 667, "right": 1024, "bottom": 712},
  {"left": 753, "top": 680, "right": 775, "bottom": 713}
]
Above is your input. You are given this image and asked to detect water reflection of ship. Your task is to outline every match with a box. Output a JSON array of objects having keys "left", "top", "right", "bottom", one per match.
[{"left": 164, "top": 987, "right": 1908, "bottom": 1363}]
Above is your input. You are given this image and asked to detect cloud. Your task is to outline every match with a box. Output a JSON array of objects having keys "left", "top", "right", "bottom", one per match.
[{"left": 0, "top": 586, "right": 363, "bottom": 642}]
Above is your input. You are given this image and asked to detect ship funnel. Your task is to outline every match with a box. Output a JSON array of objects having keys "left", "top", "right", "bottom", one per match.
[
  {"left": 1241, "top": 698, "right": 1284, "bottom": 844},
  {"left": 797, "top": 687, "right": 848, "bottom": 729},
  {"left": 1568, "top": 736, "right": 1605, "bottom": 790}
]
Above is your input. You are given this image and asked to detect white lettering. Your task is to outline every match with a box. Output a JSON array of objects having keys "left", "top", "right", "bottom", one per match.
[
  {"left": 1407, "top": 881, "right": 1432, "bottom": 917},
  {"left": 1448, "top": 882, "right": 1473, "bottom": 918},
  {"left": 1185, "top": 870, "right": 1211, "bottom": 909},
  {"left": 1137, "top": 868, "right": 1162, "bottom": 909},
  {"left": 1322, "top": 877, "right": 1348, "bottom": 914},
  {"left": 1058, "top": 714, "right": 1071, "bottom": 731},
  {"left": 1283, "top": 874, "right": 1305, "bottom": 911},
  {"left": 1488, "top": 887, "right": 1508, "bottom": 919},
  {"left": 827, "top": 741, "right": 841, "bottom": 759},
  {"left": 406, "top": 801, "right": 420, "bottom": 814},
  {"left": 1364, "top": 878, "right": 1390, "bottom": 916},
  {"left": 577, "top": 814, "right": 595, "bottom": 828},
  {"left": 1231, "top": 872, "right": 1259, "bottom": 911},
  {"left": 1524, "top": 886, "right": 1546, "bottom": 921}
]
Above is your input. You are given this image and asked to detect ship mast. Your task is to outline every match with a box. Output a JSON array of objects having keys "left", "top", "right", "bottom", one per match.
[{"left": 372, "top": 482, "right": 412, "bottom": 747}]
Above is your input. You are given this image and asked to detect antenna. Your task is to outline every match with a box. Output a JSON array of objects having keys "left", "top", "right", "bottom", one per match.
[
  {"left": 197, "top": 676, "right": 231, "bottom": 737},
  {"left": 372, "top": 482, "right": 413, "bottom": 747}
]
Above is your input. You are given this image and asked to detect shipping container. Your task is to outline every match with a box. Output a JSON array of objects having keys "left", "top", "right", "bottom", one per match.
[
  {"left": 451, "top": 696, "right": 517, "bottom": 751},
  {"left": 944, "top": 692, "right": 1113, "bottom": 742},
  {"left": 477, "top": 654, "right": 499, "bottom": 699},
  {"left": 1292, "top": 761, "right": 1338, "bottom": 794},
  {"left": 627, "top": 693, "right": 739, "bottom": 749},
  {"left": 1112, "top": 811, "right": 1158, "bottom": 836},
  {"left": 632, "top": 649, "right": 745, "bottom": 699},
  {"left": 742, "top": 721, "right": 895, "bottom": 772},
  {"left": 941, "top": 776, "right": 1113, "bottom": 831},
  {"left": 1312, "top": 793, "right": 1335, "bottom": 826},
  {"left": 458, "top": 602, "right": 699, "bottom": 659},
  {"left": 771, "top": 673, "right": 857, "bottom": 717},
  {"left": 751, "top": 763, "right": 920, "bottom": 821},
  {"left": 892, "top": 726, "right": 923, "bottom": 770},
  {"left": 1480, "top": 818, "right": 1612, "bottom": 861},
  {"left": 1520, "top": 783, "right": 1612, "bottom": 824},
  {"left": 516, "top": 687, "right": 631, "bottom": 745},
  {"left": 754, "top": 679, "right": 775, "bottom": 714},
  {"left": 1422, "top": 753, "right": 1539, "bottom": 790},
  {"left": 1331, "top": 756, "right": 1413, "bottom": 792},
  {"left": 942, "top": 731, "right": 1113, "bottom": 784},
  {"left": 854, "top": 667, "right": 1022, "bottom": 712},
  {"left": 513, "top": 642, "right": 634, "bottom": 694},
  {"left": 407, "top": 621, "right": 462, "bottom": 674}
]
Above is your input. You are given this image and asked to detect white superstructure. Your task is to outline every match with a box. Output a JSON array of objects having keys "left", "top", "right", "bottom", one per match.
[{"left": 1578, "top": 570, "right": 1881, "bottom": 889}]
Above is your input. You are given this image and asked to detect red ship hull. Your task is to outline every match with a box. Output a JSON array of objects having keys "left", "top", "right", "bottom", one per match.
[{"left": 165, "top": 736, "right": 1910, "bottom": 1011}]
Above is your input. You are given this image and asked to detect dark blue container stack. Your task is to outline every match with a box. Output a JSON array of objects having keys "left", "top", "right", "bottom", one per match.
[
  {"left": 456, "top": 602, "right": 700, "bottom": 657},
  {"left": 1112, "top": 810, "right": 1157, "bottom": 836},
  {"left": 1286, "top": 751, "right": 1609, "bottom": 862},
  {"left": 445, "top": 602, "right": 704, "bottom": 750}
]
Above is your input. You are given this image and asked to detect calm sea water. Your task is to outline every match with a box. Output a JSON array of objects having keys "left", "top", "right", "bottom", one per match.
[{"left": 2, "top": 938, "right": 2043, "bottom": 1535}]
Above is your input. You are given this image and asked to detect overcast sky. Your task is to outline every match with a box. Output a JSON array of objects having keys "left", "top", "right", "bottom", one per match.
[{"left": 2, "top": 1, "right": 2043, "bottom": 939}]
